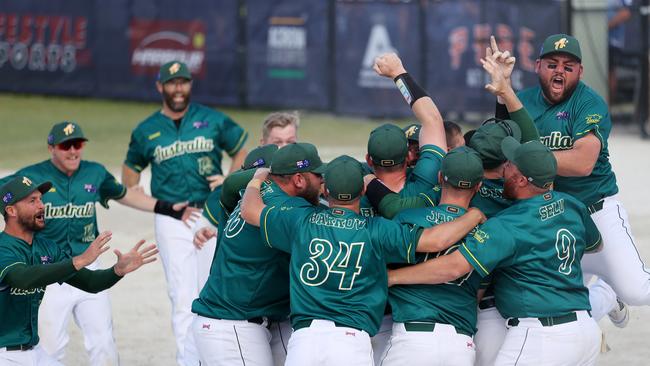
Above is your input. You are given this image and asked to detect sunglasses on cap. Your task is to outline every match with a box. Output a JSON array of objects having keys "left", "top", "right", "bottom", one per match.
[{"left": 56, "top": 140, "right": 85, "bottom": 151}]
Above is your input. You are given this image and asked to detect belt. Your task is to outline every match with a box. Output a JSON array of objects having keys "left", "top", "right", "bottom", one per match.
[
  {"left": 403, "top": 322, "right": 473, "bottom": 337},
  {"left": 293, "top": 319, "right": 358, "bottom": 331},
  {"left": 188, "top": 201, "right": 205, "bottom": 208},
  {"left": 507, "top": 311, "right": 590, "bottom": 327},
  {"left": 587, "top": 199, "right": 604, "bottom": 215},
  {"left": 5, "top": 344, "right": 33, "bottom": 351},
  {"left": 478, "top": 297, "right": 496, "bottom": 310}
]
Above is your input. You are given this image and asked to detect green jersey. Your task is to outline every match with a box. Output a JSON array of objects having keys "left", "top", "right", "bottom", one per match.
[
  {"left": 459, "top": 191, "right": 601, "bottom": 318},
  {"left": 518, "top": 82, "right": 618, "bottom": 206},
  {"left": 125, "top": 103, "right": 248, "bottom": 203},
  {"left": 391, "top": 204, "right": 482, "bottom": 335},
  {"left": 192, "top": 180, "right": 311, "bottom": 321},
  {"left": 259, "top": 205, "right": 420, "bottom": 336},
  {"left": 201, "top": 186, "right": 226, "bottom": 230},
  {"left": 0, "top": 232, "right": 70, "bottom": 347},
  {"left": 0, "top": 160, "right": 126, "bottom": 256}
]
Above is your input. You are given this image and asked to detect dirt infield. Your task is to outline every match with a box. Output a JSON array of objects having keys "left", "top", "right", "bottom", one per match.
[{"left": 2, "top": 127, "right": 649, "bottom": 365}]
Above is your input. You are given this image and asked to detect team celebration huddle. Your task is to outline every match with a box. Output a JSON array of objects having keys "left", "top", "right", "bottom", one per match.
[{"left": 0, "top": 32, "right": 647, "bottom": 366}]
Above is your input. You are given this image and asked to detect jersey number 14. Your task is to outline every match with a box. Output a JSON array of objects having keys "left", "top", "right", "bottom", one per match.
[{"left": 300, "top": 238, "right": 365, "bottom": 291}]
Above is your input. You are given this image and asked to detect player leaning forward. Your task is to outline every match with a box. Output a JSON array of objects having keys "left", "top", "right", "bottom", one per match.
[
  {"left": 388, "top": 137, "right": 602, "bottom": 365},
  {"left": 240, "top": 155, "right": 485, "bottom": 365},
  {"left": 0, "top": 176, "right": 157, "bottom": 366},
  {"left": 121, "top": 61, "right": 248, "bottom": 365}
]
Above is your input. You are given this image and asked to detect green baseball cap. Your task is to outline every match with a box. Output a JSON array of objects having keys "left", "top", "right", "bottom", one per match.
[
  {"left": 270, "top": 142, "right": 327, "bottom": 175},
  {"left": 325, "top": 155, "right": 364, "bottom": 201},
  {"left": 501, "top": 136, "right": 557, "bottom": 189},
  {"left": 158, "top": 61, "right": 192, "bottom": 84},
  {"left": 441, "top": 146, "right": 484, "bottom": 189},
  {"left": 368, "top": 124, "right": 408, "bottom": 167},
  {"left": 402, "top": 123, "right": 421, "bottom": 142},
  {"left": 469, "top": 119, "right": 522, "bottom": 168},
  {"left": 242, "top": 144, "right": 279, "bottom": 170},
  {"left": 539, "top": 34, "right": 582, "bottom": 62},
  {"left": 1, "top": 176, "right": 52, "bottom": 213},
  {"left": 47, "top": 121, "right": 88, "bottom": 145}
]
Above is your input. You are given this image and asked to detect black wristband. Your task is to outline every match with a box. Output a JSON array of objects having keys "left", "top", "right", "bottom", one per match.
[
  {"left": 495, "top": 101, "right": 510, "bottom": 120},
  {"left": 154, "top": 200, "right": 184, "bottom": 220},
  {"left": 394, "top": 73, "right": 428, "bottom": 107},
  {"left": 366, "top": 179, "right": 396, "bottom": 210}
]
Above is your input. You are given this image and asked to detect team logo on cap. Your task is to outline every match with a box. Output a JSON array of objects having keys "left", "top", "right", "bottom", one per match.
[
  {"left": 2, "top": 192, "right": 13, "bottom": 203},
  {"left": 404, "top": 126, "right": 418, "bottom": 138},
  {"left": 296, "top": 159, "right": 310, "bottom": 169},
  {"left": 63, "top": 123, "right": 75, "bottom": 136},
  {"left": 554, "top": 38, "right": 568, "bottom": 50},
  {"left": 458, "top": 180, "right": 472, "bottom": 189},
  {"left": 169, "top": 62, "right": 181, "bottom": 75},
  {"left": 22, "top": 177, "right": 33, "bottom": 186}
]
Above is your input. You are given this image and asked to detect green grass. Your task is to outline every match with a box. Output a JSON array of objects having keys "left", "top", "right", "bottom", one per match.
[{"left": 0, "top": 94, "right": 417, "bottom": 169}]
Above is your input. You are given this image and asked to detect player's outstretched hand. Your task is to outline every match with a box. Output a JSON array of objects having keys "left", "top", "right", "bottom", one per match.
[
  {"left": 253, "top": 167, "right": 270, "bottom": 181},
  {"left": 171, "top": 202, "right": 202, "bottom": 228},
  {"left": 113, "top": 240, "right": 158, "bottom": 277},
  {"left": 485, "top": 35, "right": 516, "bottom": 80},
  {"left": 373, "top": 53, "right": 407, "bottom": 79},
  {"left": 73, "top": 231, "right": 112, "bottom": 270},
  {"left": 207, "top": 174, "right": 225, "bottom": 191},
  {"left": 194, "top": 227, "right": 216, "bottom": 250}
]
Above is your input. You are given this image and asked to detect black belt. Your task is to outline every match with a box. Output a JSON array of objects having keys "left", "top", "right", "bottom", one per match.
[
  {"left": 188, "top": 201, "right": 205, "bottom": 208},
  {"left": 478, "top": 297, "right": 496, "bottom": 310},
  {"left": 293, "top": 319, "right": 359, "bottom": 331},
  {"left": 587, "top": 199, "right": 604, "bottom": 215},
  {"left": 247, "top": 317, "right": 265, "bottom": 325},
  {"left": 507, "top": 311, "right": 590, "bottom": 327},
  {"left": 5, "top": 344, "right": 34, "bottom": 351},
  {"left": 403, "top": 322, "right": 473, "bottom": 337}
]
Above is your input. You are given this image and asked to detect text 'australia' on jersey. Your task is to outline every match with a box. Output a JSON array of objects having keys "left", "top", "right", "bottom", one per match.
[
  {"left": 125, "top": 103, "right": 248, "bottom": 203},
  {"left": 391, "top": 204, "right": 483, "bottom": 336},
  {"left": 260, "top": 205, "right": 420, "bottom": 336}
]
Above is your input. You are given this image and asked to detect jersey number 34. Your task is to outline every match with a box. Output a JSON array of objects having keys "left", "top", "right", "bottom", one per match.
[{"left": 300, "top": 238, "right": 365, "bottom": 291}]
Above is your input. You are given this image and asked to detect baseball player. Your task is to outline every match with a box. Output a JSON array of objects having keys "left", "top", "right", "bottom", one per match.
[
  {"left": 259, "top": 111, "right": 299, "bottom": 147},
  {"left": 388, "top": 138, "right": 602, "bottom": 365},
  {"left": 239, "top": 155, "right": 486, "bottom": 366},
  {"left": 0, "top": 176, "right": 157, "bottom": 366},
  {"left": 380, "top": 147, "right": 484, "bottom": 366},
  {"left": 121, "top": 61, "right": 249, "bottom": 365},
  {"left": 189, "top": 143, "right": 325, "bottom": 366},
  {"left": 495, "top": 34, "right": 637, "bottom": 324},
  {"left": 0, "top": 121, "right": 194, "bottom": 365}
]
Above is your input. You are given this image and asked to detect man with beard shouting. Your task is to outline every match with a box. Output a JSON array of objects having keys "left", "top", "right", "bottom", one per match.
[{"left": 121, "top": 61, "right": 249, "bottom": 365}]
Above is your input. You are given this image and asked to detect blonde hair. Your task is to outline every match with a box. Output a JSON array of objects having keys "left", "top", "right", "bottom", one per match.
[{"left": 262, "top": 111, "right": 300, "bottom": 140}]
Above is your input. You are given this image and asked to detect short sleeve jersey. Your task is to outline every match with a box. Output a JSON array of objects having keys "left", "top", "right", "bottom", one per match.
[
  {"left": 124, "top": 103, "right": 248, "bottom": 203},
  {"left": 191, "top": 180, "right": 311, "bottom": 321},
  {"left": 0, "top": 160, "right": 126, "bottom": 256},
  {"left": 459, "top": 191, "right": 601, "bottom": 318},
  {"left": 0, "top": 232, "right": 70, "bottom": 347},
  {"left": 518, "top": 82, "right": 618, "bottom": 206},
  {"left": 260, "top": 205, "right": 420, "bottom": 336},
  {"left": 391, "top": 204, "right": 483, "bottom": 335}
]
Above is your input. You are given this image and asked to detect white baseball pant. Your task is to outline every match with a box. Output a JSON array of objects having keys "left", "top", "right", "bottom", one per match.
[
  {"left": 586, "top": 278, "right": 618, "bottom": 321},
  {"left": 581, "top": 195, "right": 650, "bottom": 306},
  {"left": 494, "top": 310, "right": 599, "bottom": 365},
  {"left": 0, "top": 345, "right": 62, "bottom": 366},
  {"left": 474, "top": 305, "right": 506, "bottom": 366},
  {"left": 285, "top": 319, "right": 373, "bottom": 366},
  {"left": 155, "top": 214, "right": 216, "bottom": 366},
  {"left": 380, "top": 322, "right": 475, "bottom": 366},
  {"left": 38, "top": 261, "right": 118, "bottom": 366},
  {"left": 371, "top": 314, "right": 393, "bottom": 365}
]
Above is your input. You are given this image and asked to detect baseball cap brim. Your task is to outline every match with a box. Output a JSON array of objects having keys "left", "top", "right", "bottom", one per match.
[
  {"left": 56, "top": 136, "right": 88, "bottom": 145},
  {"left": 312, "top": 163, "right": 328, "bottom": 174},
  {"left": 36, "top": 182, "right": 53, "bottom": 195}
]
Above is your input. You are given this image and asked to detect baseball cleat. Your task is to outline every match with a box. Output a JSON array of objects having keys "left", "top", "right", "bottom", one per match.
[{"left": 607, "top": 298, "right": 629, "bottom": 328}]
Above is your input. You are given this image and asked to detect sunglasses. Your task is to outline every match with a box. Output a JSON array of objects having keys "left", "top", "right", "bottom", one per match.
[{"left": 56, "top": 140, "right": 85, "bottom": 151}]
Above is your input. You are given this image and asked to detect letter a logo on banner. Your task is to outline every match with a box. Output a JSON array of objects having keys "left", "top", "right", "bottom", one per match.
[{"left": 358, "top": 24, "right": 397, "bottom": 89}]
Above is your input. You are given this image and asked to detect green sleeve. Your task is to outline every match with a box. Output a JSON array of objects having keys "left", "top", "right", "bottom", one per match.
[
  {"left": 220, "top": 170, "right": 255, "bottom": 214},
  {"left": 508, "top": 107, "right": 539, "bottom": 143},
  {"left": 64, "top": 267, "right": 122, "bottom": 293},
  {"left": 405, "top": 144, "right": 446, "bottom": 194},
  {"left": 203, "top": 187, "right": 224, "bottom": 227},
  {"left": 99, "top": 168, "right": 127, "bottom": 208},
  {"left": 458, "top": 220, "right": 516, "bottom": 277},
  {"left": 3, "top": 260, "right": 77, "bottom": 289},
  {"left": 124, "top": 130, "right": 149, "bottom": 173},
  {"left": 218, "top": 115, "right": 248, "bottom": 156},
  {"left": 259, "top": 200, "right": 313, "bottom": 252},
  {"left": 572, "top": 97, "right": 611, "bottom": 149},
  {"left": 373, "top": 218, "right": 421, "bottom": 264},
  {"left": 378, "top": 190, "right": 438, "bottom": 219}
]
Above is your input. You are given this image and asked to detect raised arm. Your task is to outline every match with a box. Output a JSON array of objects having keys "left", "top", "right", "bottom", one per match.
[{"left": 240, "top": 168, "right": 270, "bottom": 227}]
